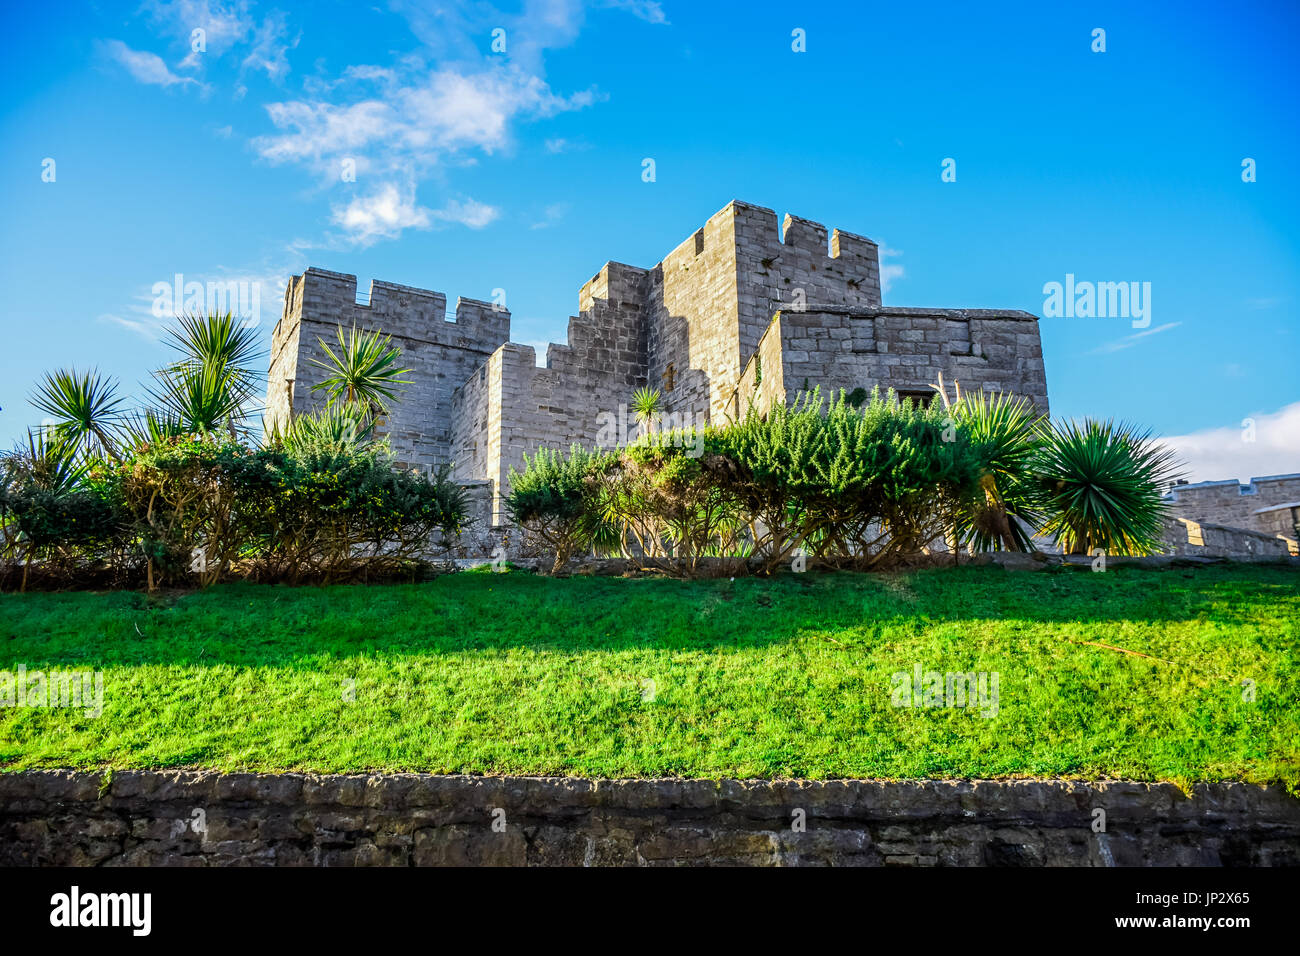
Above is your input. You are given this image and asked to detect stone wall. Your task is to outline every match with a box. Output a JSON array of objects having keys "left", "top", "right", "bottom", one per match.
[
  {"left": 1159, "top": 518, "right": 1295, "bottom": 559},
  {"left": 1166, "top": 475, "right": 1300, "bottom": 537},
  {"left": 269, "top": 202, "right": 1051, "bottom": 532},
  {"left": 731, "top": 307, "right": 1049, "bottom": 416},
  {"left": 643, "top": 201, "right": 884, "bottom": 425},
  {"left": 644, "top": 204, "right": 745, "bottom": 424},
  {"left": 267, "top": 268, "right": 510, "bottom": 471},
  {"left": 1253, "top": 503, "right": 1300, "bottom": 544},
  {"left": 3, "top": 772, "right": 1296, "bottom": 867}
]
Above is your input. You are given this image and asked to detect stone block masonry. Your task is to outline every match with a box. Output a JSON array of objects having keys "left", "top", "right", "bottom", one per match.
[
  {"left": 1165, "top": 474, "right": 1300, "bottom": 547},
  {"left": 267, "top": 200, "right": 1051, "bottom": 534},
  {"left": 266, "top": 268, "right": 510, "bottom": 472},
  {"left": 3, "top": 772, "right": 1297, "bottom": 866}
]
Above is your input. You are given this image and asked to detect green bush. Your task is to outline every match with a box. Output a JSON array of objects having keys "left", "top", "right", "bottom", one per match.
[
  {"left": 507, "top": 444, "right": 615, "bottom": 574},
  {"left": 115, "top": 437, "right": 468, "bottom": 586},
  {"left": 1035, "top": 418, "right": 1181, "bottom": 556}
]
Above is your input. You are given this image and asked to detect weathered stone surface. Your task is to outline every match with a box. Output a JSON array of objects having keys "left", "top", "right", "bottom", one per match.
[
  {"left": 2, "top": 772, "right": 1297, "bottom": 867},
  {"left": 266, "top": 201, "right": 1051, "bottom": 549}
]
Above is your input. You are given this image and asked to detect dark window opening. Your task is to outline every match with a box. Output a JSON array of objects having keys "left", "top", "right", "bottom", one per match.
[{"left": 895, "top": 389, "right": 936, "bottom": 408}]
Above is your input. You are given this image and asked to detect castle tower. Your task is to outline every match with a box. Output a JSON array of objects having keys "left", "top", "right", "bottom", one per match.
[{"left": 266, "top": 267, "right": 510, "bottom": 470}]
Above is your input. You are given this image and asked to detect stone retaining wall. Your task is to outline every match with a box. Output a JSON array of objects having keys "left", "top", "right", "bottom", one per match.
[{"left": 3, "top": 772, "right": 1297, "bottom": 867}]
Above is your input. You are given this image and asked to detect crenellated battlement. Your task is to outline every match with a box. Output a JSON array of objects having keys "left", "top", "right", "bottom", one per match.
[{"left": 271, "top": 198, "right": 1048, "bottom": 538}]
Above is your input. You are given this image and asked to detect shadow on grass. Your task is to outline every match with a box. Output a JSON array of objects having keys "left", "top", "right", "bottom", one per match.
[{"left": 0, "top": 563, "right": 1295, "bottom": 669}]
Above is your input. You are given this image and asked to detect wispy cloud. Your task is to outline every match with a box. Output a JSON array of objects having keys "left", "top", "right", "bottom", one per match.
[
  {"left": 877, "top": 242, "right": 903, "bottom": 293},
  {"left": 1162, "top": 401, "right": 1300, "bottom": 483},
  {"left": 544, "top": 137, "right": 587, "bottom": 154},
  {"left": 100, "top": 39, "right": 202, "bottom": 89},
  {"left": 249, "top": 1, "right": 660, "bottom": 245},
  {"left": 432, "top": 197, "right": 501, "bottom": 229},
  {"left": 1088, "top": 321, "right": 1181, "bottom": 355},
  {"left": 331, "top": 184, "right": 433, "bottom": 247},
  {"left": 597, "top": 0, "right": 670, "bottom": 25},
  {"left": 142, "top": 0, "right": 297, "bottom": 80},
  {"left": 100, "top": 264, "right": 295, "bottom": 344},
  {"left": 530, "top": 202, "right": 570, "bottom": 229}
]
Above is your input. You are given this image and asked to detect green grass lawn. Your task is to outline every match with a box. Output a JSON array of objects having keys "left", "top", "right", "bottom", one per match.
[{"left": 1, "top": 564, "right": 1297, "bottom": 786}]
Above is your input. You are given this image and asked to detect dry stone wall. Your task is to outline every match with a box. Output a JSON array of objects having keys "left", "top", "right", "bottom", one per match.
[
  {"left": 1159, "top": 518, "right": 1294, "bottom": 559},
  {"left": 4, "top": 771, "right": 1297, "bottom": 867},
  {"left": 1166, "top": 475, "right": 1300, "bottom": 538}
]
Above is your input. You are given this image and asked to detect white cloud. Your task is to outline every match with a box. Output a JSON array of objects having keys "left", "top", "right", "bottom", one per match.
[
  {"left": 1088, "top": 321, "right": 1181, "bottom": 355},
  {"left": 255, "top": 64, "right": 594, "bottom": 243},
  {"left": 332, "top": 185, "right": 433, "bottom": 246},
  {"left": 255, "top": 67, "right": 595, "bottom": 174},
  {"left": 432, "top": 198, "right": 500, "bottom": 229},
  {"left": 597, "top": 0, "right": 669, "bottom": 24},
  {"left": 877, "top": 243, "right": 903, "bottom": 293},
  {"left": 101, "top": 40, "right": 201, "bottom": 89},
  {"left": 139, "top": 0, "right": 296, "bottom": 81},
  {"left": 100, "top": 264, "right": 295, "bottom": 344},
  {"left": 240, "top": 11, "right": 297, "bottom": 81},
  {"left": 146, "top": 0, "right": 254, "bottom": 58},
  {"left": 245, "top": 1, "right": 663, "bottom": 245},
  {"left": 1162, "top": 401, "right": 1300, "bottom": 483},
  {"left": 530, "top": 202, "right": 569, "bottom": 229}
]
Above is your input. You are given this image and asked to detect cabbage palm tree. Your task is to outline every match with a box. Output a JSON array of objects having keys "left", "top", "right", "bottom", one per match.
[
  {"left": 30, "top": 368, "right": 126, "bottom": 461},
  {"left": 165, "top": 312, "right": 261, "bottom": 398},
  {"left": 276, "top": 403, "right": 375, "bottom": 453},
  {"left": 149, "top": 351, "right": 255, "bottom": 437},
  {"left": 310, "top": 325, "right": 411, "bottom": 417},
  {"left": 631, "top": 386, "right": 661, "bottom": 437},
  {"left": 147, "top": 313, "right": 263, "bottom": 440},
  {"left": 1035, "top": 419, "right": 1182, "bottom": 556},
  {"left": 951, "top": 390, "right": 1046, "bottom": 551}
]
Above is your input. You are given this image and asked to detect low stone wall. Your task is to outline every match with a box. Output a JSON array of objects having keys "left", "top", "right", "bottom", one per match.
[
  {"left": 1160, "top": 517, "right": 1294, "bottom": 559},
  {"left": 3, "top": 772, "right": 1297, "bottom": 867}
]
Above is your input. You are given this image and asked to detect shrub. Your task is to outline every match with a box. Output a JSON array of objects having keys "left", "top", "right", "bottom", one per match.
[
  {"left": 507, "top": 444, "right": 614, "bottom": 574},
  {"left": 949, "top": 390, "right": 1047, "bottom": 552},
  {"left": 0, "top": 445, "right": 131, "bottom": 589},
  {"left": 604, "top": 429, "right": 745, "bottom": 577},
  {"left": 1035, "top": 418, "right": 1181, "bottom": 556},
  {"left": 718, "top": 388, "right": 982, "bottom": 569}
]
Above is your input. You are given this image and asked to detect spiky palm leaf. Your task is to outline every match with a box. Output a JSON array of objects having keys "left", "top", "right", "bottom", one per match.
[
  {"left": 4, "top": 428, "right": 87, "bottom": 495},
  {"left": 951, "top": 390, "right": 1047, "bottom": 551},
  {"left": 1036, "top": 418, "right": 1183, "bottom": 556},
  {"left": 631, "top": 387, "right": 661, "bottom": 435},
  {"left": 119, "top": 409, "right": 190, "bottom": 452},
  {"left": 310, "top": 325, "right": 411, "bottom": 415},
  {"left": 30, "top": 368, "right": 126, "bottom": 461},
  {"left": 148, "top": 360, "right": 253, "bottom": 436},
  {"left": 278, "top": 403, "right": 375, "bottom": 453},
  {"left": 165, "top": 312, "right": 262, "bottom": 394}
]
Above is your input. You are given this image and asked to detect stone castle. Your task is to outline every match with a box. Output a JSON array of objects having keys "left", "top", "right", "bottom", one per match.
[{"left": 265, "top": 200, "right": 1050, "bottom": 530}]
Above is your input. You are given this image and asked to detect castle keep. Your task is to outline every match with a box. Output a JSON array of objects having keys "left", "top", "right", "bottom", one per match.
[{"left": 266, "top": 200, "right": 1050, "bottom": 526}]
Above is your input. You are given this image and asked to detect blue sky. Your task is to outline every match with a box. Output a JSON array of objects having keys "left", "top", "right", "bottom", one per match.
[{"left": 2, "top": 0, "right": 1297, "bottom": 480}]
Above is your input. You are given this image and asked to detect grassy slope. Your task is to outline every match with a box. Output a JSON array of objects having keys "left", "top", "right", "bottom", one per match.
[{"left": 1, "top": 564, "right": 1297, "bottom": 785}]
